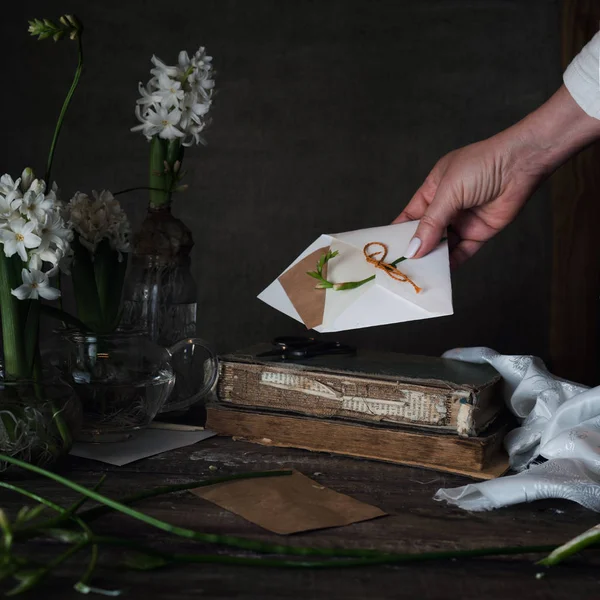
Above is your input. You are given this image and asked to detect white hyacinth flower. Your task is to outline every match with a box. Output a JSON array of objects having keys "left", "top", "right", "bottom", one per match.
[
  {"left": 133, "top": 105, "right": 184, "bottom": 140},
  {"left": 20, "top": 184, "right": 54, "bottom": 224},
  {"left": 66, "top": 189, "right": 131, "bottom": 259},
  {"left": 0, "top": 218, "right": 42, "bottom": 262},
  {"left": 154, "top": 73, "right": 185, "bottom": 108},
  {"left": 0, "top": 169, "right": 72, "bottom": 299},
  {"left": 132, "top": 46, "right": 214, "bottom": 146},
  {"left": 11, "top": 268, "right": 60, "bottom": 301}
]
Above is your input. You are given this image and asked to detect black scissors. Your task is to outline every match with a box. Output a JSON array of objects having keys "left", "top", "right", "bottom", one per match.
[{"left": 257, "top": 336, "right": 356, "bottom": 361}]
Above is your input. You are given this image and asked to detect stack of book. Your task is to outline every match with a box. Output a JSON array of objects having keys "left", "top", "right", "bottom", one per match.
[{"left": 206, "top": 344, "right": 510, "bottom": 479}]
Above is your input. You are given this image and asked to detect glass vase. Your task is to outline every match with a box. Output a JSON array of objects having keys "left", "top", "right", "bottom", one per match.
[
  {"left": 121, "top": 205, "right": 211, "bottom": 414},
  {"left": 0, "top": 370, "right": 81, "bottom": 473},
  {"left": 51, "top": 328, "right": 218, "bottom": 442}
]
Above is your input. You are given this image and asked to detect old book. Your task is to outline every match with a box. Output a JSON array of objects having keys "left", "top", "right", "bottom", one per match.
[
  {"left": 217, "top": 344, "right": 503, "bottom": 437},
  {"left": 205, "top": 404, "right": 509, "bottom": 480}
]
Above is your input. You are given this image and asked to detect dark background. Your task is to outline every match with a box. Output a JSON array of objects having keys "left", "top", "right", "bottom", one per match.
[{"left": 2, "top": 0, "right": 560, "bottom": 358}]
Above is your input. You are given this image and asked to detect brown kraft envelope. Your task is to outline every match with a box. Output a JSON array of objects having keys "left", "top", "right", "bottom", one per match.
[
  {"left": 191, "top": 470, "right": 386, "bottom": 535},
  {"left": 278, "top": 246, "right": 330, "bottom": 330}
]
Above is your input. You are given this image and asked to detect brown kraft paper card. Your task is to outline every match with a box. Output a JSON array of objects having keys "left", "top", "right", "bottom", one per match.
[
  {"left": 278, "top": 246, "right": 330, "bottom": 330},
  {"left": 190, "top": 470, "right": 386, "bottom": 535}
]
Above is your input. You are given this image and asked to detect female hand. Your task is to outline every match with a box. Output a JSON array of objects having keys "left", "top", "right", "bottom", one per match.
[{"left": 395, "top": 86, "right": 600, "bottom": 267}]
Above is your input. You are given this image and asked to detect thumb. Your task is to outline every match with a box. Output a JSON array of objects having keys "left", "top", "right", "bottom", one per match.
[{"left": 403, "top": 187, "right": 459, "bottom": 259}]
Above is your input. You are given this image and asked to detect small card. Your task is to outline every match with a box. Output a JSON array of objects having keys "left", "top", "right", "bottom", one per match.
[
  {"left": 70, "top": 428, "right": 217, "bottom": 466},
  {"left": 191, "top": 469, "right": 386, "bottom": 534}
]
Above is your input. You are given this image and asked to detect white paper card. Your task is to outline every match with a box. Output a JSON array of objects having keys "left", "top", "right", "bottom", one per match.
[{"left": 70, "top": 428, "right": 217, "bottom": 466}]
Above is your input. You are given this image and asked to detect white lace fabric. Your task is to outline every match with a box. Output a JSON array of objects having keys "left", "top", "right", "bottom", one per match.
[{"left": 434, "top": 347, "right": 600, "bottom": 511}]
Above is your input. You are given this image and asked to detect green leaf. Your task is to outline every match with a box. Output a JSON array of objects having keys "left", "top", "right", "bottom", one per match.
[
  {"left": 71, "top": 235, "right": 103, "bottom": 331},
  {"left": 15, "top": 504, "right": 46, "bottom": 526},
  {"left": 306, "top": 271, "right": 322, "bottom": 280},
  {"left": 6, "top": 567, "right": 45, "bottom": 596},
  {"left": 93, "top": 240, "right": 127, "bottom": 332},
  {"left": 0, "top": 509, "right": 13, "bottom": 550}
]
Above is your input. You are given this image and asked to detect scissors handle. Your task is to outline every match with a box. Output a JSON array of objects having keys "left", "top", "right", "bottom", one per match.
[{"left": 273, "top": 335, "right": 316, "bottom": 347}]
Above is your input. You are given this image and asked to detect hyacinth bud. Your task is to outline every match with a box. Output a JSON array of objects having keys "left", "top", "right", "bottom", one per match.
[{"left": 20, "top": 168, "right": 35, "bottom": 191}]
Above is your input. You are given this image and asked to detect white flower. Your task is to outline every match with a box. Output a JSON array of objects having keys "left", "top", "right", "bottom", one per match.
[
  {"left": 20, "top": 184, "right": 53, "bottom": 223},
  {"left": 154, "top": 73, "right": 185, "bottom": 108},
  {"left": 38, "top": 211, "right": 72, "bottom": 250},
  {"left": 11, "top": 268, "right": 60, "bottom": 301},
  {"left": 150, "top": 55, "right": 180, "bottom": 78},
  {"left": 133, "top": 46, "right": 214, "bottom": 145},
  {"left": 133, "top": 106, "right": 184, "bottom": 140},
  {"left": 0, "top": 174, "right": 21, "bottom": 196},
  {"left": 136, "top": 81, "right": 162, "bottom": 108},
  {"left": 0, "top": 218, "right": 41, "bottom": 262},
  {"left": 66, "top": 190, "right": 131, "bottom": 257},
  {"left": 0, "top": 192, "right": 22, "bottom": 221}
]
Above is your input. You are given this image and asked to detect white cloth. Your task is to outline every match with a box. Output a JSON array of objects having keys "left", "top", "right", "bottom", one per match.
[
  {"left": 564, "top": 31, "right": 600, "bottom": 119},
  {"left": 434, "top": 347, "right": 600, "bottom": 511}
]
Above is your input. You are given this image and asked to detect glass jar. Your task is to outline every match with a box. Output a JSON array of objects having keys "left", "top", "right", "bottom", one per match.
[
  {"left": 121, "top": 206, "right": 207, "bottom": 414},
  {"left": 51, "top": 329, "right": 218, "bottom": 442},
  {"left": 0, "top": 370, "right": 81, "bottom": 472}
]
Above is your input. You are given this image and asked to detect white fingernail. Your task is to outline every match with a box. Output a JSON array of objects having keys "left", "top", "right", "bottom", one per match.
[{"left": 404, "top": 237, "right": 421, "bottom": 259}]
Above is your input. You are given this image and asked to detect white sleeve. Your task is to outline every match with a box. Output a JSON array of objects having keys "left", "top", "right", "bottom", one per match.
[{"left": 564, "top": 32, "right": 600, "bottom": 119}]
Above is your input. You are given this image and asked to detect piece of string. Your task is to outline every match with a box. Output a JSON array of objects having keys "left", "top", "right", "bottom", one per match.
[{"left": 363, "top": 242, "right": 421, "bottom": 293}]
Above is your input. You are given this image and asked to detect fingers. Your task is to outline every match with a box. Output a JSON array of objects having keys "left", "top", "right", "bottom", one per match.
[
  {"left": 449, "top": 239, "right": 484, "bottom": 269},
  {"left": 404, "top": 186, "right": 459, "bottom": 258},
  {"left": 392, "top": 185, "right": 431, "bottom": 224}
]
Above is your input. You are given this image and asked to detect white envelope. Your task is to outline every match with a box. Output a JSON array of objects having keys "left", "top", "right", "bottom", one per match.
[{"left": 258, "top": 221, "right": 453, "bottom": 333}]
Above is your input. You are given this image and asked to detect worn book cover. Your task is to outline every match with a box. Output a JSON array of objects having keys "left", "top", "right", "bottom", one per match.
[
  {"left": 205, "top": 403, "right": 509, "bottom": 480},
  {"left": 217, "top": 344, "right": 503, "bottom": 437}
]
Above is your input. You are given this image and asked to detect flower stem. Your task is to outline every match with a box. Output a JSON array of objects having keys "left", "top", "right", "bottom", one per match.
[
  {"left": 96, "top": 535, "right": 561, "bottom": 570},
  {"left": 79, "top": 470, "right": 293, "bottom": 523},
  {"left": 45, "top": 28, "right": 84, "bottom": 184},
  {"left": 149, "top": 137, "right": 169, "bottom": 208},
  {"left": 0, "top": 253, "right": 26, "bottom": 378},
  {"left": 15, "top": 470, "right": 293, "bottom": 540}
]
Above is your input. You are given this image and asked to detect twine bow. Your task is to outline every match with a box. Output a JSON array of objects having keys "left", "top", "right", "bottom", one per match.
[{"left": 363, "top": 242, "right": 421, "bottom": 293}]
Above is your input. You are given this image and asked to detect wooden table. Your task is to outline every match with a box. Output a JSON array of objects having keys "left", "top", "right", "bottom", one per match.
[{"left": 2, "top": 437, "right": 599, "bottom": 599}]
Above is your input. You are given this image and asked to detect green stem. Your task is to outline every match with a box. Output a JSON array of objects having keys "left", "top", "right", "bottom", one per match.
[
  {"left": 538, "top": 525, "right": 600, "bottom": 567},
  {"left": 149, "top": 137, "right": 169, "bottom": 208},
  {"left": 95, "top": 536, "right": 563, "bottom": 570},
  {"left": 79, "top": 471, "right": 293, "bottom": 523},
  {"left": 65, "top": 475, "right": 107, "bottom": 518},
  {"left": 0, "top": 481, "right": 64, "bottom": 514},
  {"left": 45, "top": 30, "right": 84, "bottom": 184},
  {"left": 17, "top": 471, "right": 294, "bottom": 540},
  {"left": 5, "top": 456, "right": 383, "bottom": 558},
  {"left": 0, "top": 253, "right": 26, "bottom": 378}
]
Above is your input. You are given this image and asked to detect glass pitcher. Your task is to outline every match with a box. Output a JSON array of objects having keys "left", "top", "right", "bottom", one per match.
[{"left": 52, "top": 329, "right": 218, "bottom": 442}]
